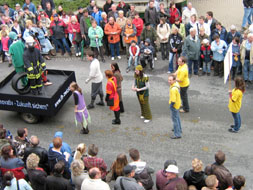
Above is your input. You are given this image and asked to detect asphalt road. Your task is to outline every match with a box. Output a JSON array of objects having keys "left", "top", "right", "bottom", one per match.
[{"left": 0, "top": 54, "right": 253, "bottom": 189}]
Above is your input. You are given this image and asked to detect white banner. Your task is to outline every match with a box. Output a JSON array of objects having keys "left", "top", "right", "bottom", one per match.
[{"left": 224, "top": 44, "right": 233, "bottom": 84}]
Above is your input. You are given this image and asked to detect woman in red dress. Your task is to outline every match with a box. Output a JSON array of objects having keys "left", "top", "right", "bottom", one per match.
[{"left": 105, "top": 70, "right": 121, "bottom": 125}]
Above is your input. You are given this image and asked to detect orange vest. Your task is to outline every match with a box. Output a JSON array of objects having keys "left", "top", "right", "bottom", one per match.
[{"left": 124, "top": 24, "right": 137, "bottom": 44}]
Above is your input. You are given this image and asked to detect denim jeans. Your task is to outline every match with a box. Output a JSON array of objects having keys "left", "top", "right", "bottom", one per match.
[
  {"left": 57, "top": 38, "right": 71, "bottom": 53},
  {"left": 170, "top": 104, "right": 182, "bottom": 137},
  {"left": 128, "top": 56, "right": 138, "bottom": 68},
  {"left": 137, "top": 36, "right": 141, "bottom": 44},
  {"left": 232, "top": 112, "right": 241, "bottom": 131},
  {"left": 168, "top": 52, "right": 175, "bottom": 72},
  {"left": 110, "top": 42, "right": 120, "bottom": 57},
  {"left": 74, "top": 43, "right": 81, "bottom": 54},
  {"left": 243, "top": 59, "right": 253, "bottom": 81},
  {"left": 242, "top": 7, "right": 252, "bottom": 27},
  {"left": 203, "top": 61, "right": 211, "bottom": 73},
  {"left": 188, "top": 59, "right": 199, "bottom": 74}
]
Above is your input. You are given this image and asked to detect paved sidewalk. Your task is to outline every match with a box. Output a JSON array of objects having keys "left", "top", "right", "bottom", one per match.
[{"left": 191, "top": 0, "right": 243, "bottom": 29}]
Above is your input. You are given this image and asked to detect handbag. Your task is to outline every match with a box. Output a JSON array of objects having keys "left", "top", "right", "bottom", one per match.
[
  {"left": 107, "top": 98, "right": 114, "bottom": 106},
  {"left": 106, "top": 78, "right": 117, "bottom": 106},
  {"left": 105, "top": 169, "right": 114, "bottom": 182},
  {"left": 74, "top": 32, "right": 82, "bottom": 43}
]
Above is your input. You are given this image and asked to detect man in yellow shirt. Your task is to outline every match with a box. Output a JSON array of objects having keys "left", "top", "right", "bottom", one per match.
[
  {"left": 228, "top": 77, "right": 245, "bottom": 133},
  {"left": 168, "top": 75, "right": 182, "bottom": 139},
  {"left": 174, "top": 56, "right": 190, "bottom": 113}
]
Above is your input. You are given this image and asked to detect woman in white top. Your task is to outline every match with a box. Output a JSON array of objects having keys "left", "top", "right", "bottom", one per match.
[{"left": 157, "top": 17, "right": 170, "bottom": 60}]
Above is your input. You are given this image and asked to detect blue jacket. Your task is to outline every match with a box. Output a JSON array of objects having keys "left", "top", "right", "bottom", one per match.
[
  {"left": 211, "top": 40, "right": 227, "bottom": 61},
  {"left": 92, "top": 11, "right": 102, "bottom": 26},
  {"left": 22, "top": 3, "right": 36, "bottom": 14},
  {"left": 232, "top": 43, "right": 240, "bottom": 67},
  {"left": 226, "top": 31, "right": 241, "bottom": 45},
  {"left": 211, "top": 26, "right": 227, "bottom": 41},
  {"left": 4, "top": 8, "right": 15, "bottom": 19}
]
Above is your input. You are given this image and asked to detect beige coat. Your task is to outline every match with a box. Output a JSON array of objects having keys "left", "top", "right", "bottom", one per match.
[
  {"left": 157, "top": 23, "right": 170, "bottom": 43},
  {"left": 240, "top": 39, "right": 253, "bottom": 65},
  {"left": 116, "top": 17, "right": 127, "bottom": 29}
]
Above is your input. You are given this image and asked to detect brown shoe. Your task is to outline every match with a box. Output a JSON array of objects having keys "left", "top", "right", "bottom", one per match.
[{"left": 50, "top": 50, "right": 56, "bottom": 56}]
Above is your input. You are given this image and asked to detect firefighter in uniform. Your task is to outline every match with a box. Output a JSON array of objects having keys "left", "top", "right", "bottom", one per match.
[{"left": 23, "top": 36, "right": 47, "bottom": 95}]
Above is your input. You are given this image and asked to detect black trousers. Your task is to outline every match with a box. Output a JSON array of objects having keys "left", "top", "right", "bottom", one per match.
[
  {"left": 213, "top": 60, "right": 224, "bottom": 76},
  {"left": 160, "top": 43, "right": 169, "bottom": 59},
  {"left": 140, "top": 55, "right": 154, "bottom": 69},
  {"left": 180, "top": 86, "right": 189, "bottom": 112},
  {"left": 91, "top": 47, "right": 104, "bottom": 60}
]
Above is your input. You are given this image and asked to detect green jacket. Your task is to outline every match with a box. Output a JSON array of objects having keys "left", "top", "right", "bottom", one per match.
[
  {"left": 140, "top": 27, "right": 157, "bottom": 43},
  {"left": 88, "top": 26, "right": 104, "bottom": 47},
  {"left": 9, "top": 40, "right": 25, "bottom": 68}
]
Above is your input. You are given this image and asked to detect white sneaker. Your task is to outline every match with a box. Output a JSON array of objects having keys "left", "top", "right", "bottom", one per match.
[
  {"left": 167, "top": 71, "right": 171, "bottom": 74},
  {"left": 154, "top": 57, "right": 157, "bottom": 61},
  {"left": 140, "top": 116, "right": 144, "bottom": 119},
  {"left": 117, "top": 56, "right": 121, "bottom": 59},
  {"left": 78, "top": 52, "right": 81, "bottom": 56},
  {"left": 144, "top": 120, "right": 150, "bottom": 123},
  {"left": 76, "top": 53, "right": 78, "bottom": 57},
  {"left": 111, "top": 57, "right": 115, "bottom": 61}
]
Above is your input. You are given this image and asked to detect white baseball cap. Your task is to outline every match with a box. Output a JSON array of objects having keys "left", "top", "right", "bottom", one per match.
[{"left": 166, "top": 165, "right": 179, "bottom": 174}]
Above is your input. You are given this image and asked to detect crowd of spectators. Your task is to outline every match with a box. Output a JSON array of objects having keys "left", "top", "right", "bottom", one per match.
[{"left": 0, "top": 124, "right": 247, "bottom": 190}]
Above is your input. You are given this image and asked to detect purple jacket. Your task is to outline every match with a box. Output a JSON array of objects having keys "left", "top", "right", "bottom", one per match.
[{"left": 156, "top": 169, "right": 168, "bottom": 190}]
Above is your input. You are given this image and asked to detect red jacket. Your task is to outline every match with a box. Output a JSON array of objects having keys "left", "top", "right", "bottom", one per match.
[
  {"left": 169, "top": 8, "right": 181, "bottom": 24},
  {"left": 68, "top": 22, "right": 81, "bottom": 44},
  {"left": 132, "top": 18, "right": 144, "bottom": 37}
]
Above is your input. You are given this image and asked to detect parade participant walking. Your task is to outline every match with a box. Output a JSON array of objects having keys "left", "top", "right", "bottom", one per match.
[
  {"left": 132, "top": 65, "right": 152, "bottom": 123},
  {"left": 174, "top": 57, "right": 190, "bottom": 113},
  {"left": 105, "top": 70, "right": 121, "bottom": 125},
  {"left": 111, "top": 63, "right": 124, "bottom": 113},
  {"left": 8, "top": 32, "right": 28, "bottom": 86},
  {"left": 88, "top": 20, "right": 105, "bottom": 62},
  {"left": 23, "top": 36, "right": 47, "bottom": 95},
  {"left": 85, "top": 51, "right": 105, "bottom": 109},
  {"left": 168, "top": 75, "right": 182, "bottom": 139},
  {"left": 70, "top": 82, "right": 91, "bottom": 134},
  {"left": 228, "top": 77, "right": 245, "bottom": 133}
]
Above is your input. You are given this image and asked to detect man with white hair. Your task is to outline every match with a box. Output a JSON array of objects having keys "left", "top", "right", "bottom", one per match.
[
  {"left": 226, "top": 25, "right": 241, "bottom": 45},
  {"left": 240, "top": 33, "right": 253, "bottom": 84},
  {"left": 108, "top": 4, "right": 119, "bottom": 20},
  {"left": 182, "top": 2, "right": 198, "bottom": 24},
  {"left": 183, "top": 28, "right": 201, "bottom": 76},
  {"left": 163, "top": 165, "right": 187, "bottom": 190}
]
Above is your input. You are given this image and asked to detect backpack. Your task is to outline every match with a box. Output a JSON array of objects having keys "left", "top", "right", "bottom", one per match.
[{"left": 134, "top": 167, "right": 154, "bottom": 190}]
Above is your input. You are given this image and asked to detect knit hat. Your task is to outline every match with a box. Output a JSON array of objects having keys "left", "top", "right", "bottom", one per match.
[
  {"left": 131, "top": 40, "right": 137, "bottom": 44},
  {"left": 53, "top": 13, "right": 58, "bottom": 17},
  {"left": 54, "top": 131, "right": 63, "bottom": 138},
  {"left": 135, "top": 65, "right": 143, "bottom": 71},
  {"left": 9, "top": 32, "right": 17, "bottom": 40},
  {"left": 202, "top": 39, "right": 209, "bottom": 44},
  {"left": 145, "top": 22, "right": 150, "bottom": 27},
  {"left": 145, "top": 38, "right": 151, "bottom": 44}
]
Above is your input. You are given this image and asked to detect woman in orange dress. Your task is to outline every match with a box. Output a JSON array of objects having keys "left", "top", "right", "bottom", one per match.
[{"left": 105, "top": 70, "right": 121, "bottom": 125}]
